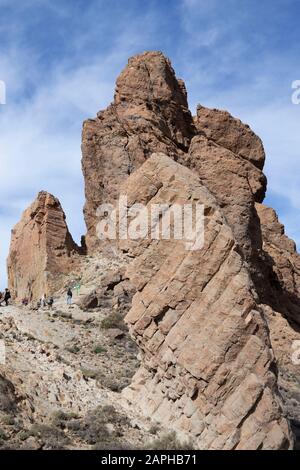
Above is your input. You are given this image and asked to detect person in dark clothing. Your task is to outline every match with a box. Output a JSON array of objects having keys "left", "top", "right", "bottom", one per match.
[
  {"left": 47, "top": 296, "right": 54, "bottom": 310},
  {"left": 4, "top": 289, "right": 11, "bottom": 306},
  {"left": 67, "top": 288, "right": 73, "bottom": 306}
]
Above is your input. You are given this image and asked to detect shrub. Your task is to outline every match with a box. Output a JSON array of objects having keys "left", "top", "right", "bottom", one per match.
[
  {"left": 29, "top": 423, "right": 69, "bottom": 450},
  {"left": 0, "top": 428, "right": 8, "bottom": 441},
  {"left": 93, "top": 345, "right": 107, "bottom": 354},
  {"left": 69, "top": 405, "right": 129, "bottom": 447},
  {"left": 57, "top": 311, "right": 72, "bottom": 320},
  {"left": 147, "top": 431, "right": 194, "bottom": 450},
  {"left": 18, "top": 430, "right": 31, "bottom": 441},
  {"left": 1, "top": 415, "right": 15, "bottom": 426},
  {"left": 101, "top": 312, "right": 125, "bottom": 330},
  {"left": 51, "top": 410, "right": 78, "bottom": 428},
  {"left": 149, "top": 423, "right": 160, "bottom": 435}
]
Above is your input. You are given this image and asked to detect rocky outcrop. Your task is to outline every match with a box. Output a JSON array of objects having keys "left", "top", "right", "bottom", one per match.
[
  {"left": 80, "top": 51, "right": 299, "bottom": 448},
  {"left": 186, "top": 135, "right": 265, "bottom": 264},
  {"left": 194, "top": 105, "right": 266, "bottom": 170},
  {"left": 81, "top": 51, "right": 196, "bottom": 252},
  {"left": 256, "top": 204, "right": 300, "bottom": 437},
  {"left": 78, "top": 269, "right": 135, "bottom": 314},
  {"left": 121, "top": 154, "right": 292, "bottom": 450},
  {"left": 0, "top": 374, "right": 18, "bottom": 414},
  {"left": 7, "top": 191, "right": 81, "bottom": 301},
  {"left": 257, "top": 203, "right": 300, "bottom": 320},
  {"left": 81, "top": 52, "right": 266, "bottom": 266}
]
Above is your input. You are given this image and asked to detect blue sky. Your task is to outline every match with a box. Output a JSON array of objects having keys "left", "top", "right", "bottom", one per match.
[{"left": 0, "top": 0, "right": 300, "bottom": 288}]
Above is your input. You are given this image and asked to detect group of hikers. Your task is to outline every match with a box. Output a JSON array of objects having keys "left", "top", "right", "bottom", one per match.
[
  {"left": 0, "top": 288, "right": 11, "bottom": 306},
  {"left": 22, "top": 288, "right": 73, "bottom": 310},
  {"left": 0, "top": 287, "right": 74, "bottom": 310},
  {"left": 36, "top": 294, "right": 54, "bottom": 310}
]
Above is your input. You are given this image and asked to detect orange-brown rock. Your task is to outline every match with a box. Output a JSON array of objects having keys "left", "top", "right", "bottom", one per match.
[
  {"left": 7, "top": 191, "right": 81, "bottom": 301},
  {"left": 257, "top": 203, "right": 300, "bottom": 318},
  {"left": 186, "top": 135, "right": 265, "bottom": 263},
  {"left": 195, "top": 104, "right": 266, "bottom": 170},
  {"left": 80, "top": 52, "right": 299, "bottom": 448},
  {"left": 81, "top": 52, "right": 266, "bottom": 267},
  {"left": 256, "top": 203, "right": 300, "bottom": 436},
  {"left": 121, "top": 154, "right": 292, "bottom": 450},
  {"left": 81, "top": 51, "right": 196, "bottom": 252}
]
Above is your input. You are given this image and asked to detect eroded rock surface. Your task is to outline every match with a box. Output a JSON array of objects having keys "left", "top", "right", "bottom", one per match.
[
  {"left": 256, "top": 204, "right": 300, "bottom": 440},
  {"left": 7, "top": 191, "right": 81, "bottom": 301},
  {"left": 122, "top": 154, "right": 292, "bottom": 450},
  {"left": 194, "top": 104, "right": 266, "bottom": 170},
  {"left": 81, "top": 51, "right": 196, "bottom": 252}
]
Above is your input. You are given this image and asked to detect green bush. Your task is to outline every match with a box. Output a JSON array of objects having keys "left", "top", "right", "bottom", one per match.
[
  {"left": 93, "top": 345, "right": 107, "bottom": 354},
  {"left": 1, "top": 415, "right": 15, "bottom": 426},
  {"left": 18, "top": 430, "right": 30, "bottom": 441},
  {"left": 0, "top": 428, "right": 8, "bottom": 441},
  {"left": 29, "top": 423, "right": 70, "bottom": 449},
  {"left": 67, "top": 405, "right": 130, "bottom": 447},
  {"left": 51, "top": 410, "right": 78, "bottom": 427}
]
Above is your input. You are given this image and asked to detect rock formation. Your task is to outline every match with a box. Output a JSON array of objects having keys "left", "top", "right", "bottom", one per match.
[
  {"left": 194, "top": 105, "right": 266, "bottom": 170},
  {"left": 121, "top": 154, "right": 292, "bottom": 450},
  {"left": 80, "top": 51, "right": 299, "bottom": 448},
  {"left": 81, "top": 51, "right": 196, "bottom": 252},
  {"left": 256, "top": 203, "right": 300, "bottom": 436},
  {"left": 7, "top": 191, "right": 81, "bottom": 301},
  {"left": 6, "top": 51, "right": 300, "bottom": 449}
]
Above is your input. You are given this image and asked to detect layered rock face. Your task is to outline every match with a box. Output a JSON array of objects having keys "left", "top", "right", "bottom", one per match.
[
  {"left": 257, "top": 203, "right": 300, "bottom": 320},
  {"left": 7, "top": 191, "right": 81, "bottom": 301},
  {"left": 80, "top": 51, "right": 299, "bottom": 448},
  {"left": 121, "top": 154, "right": 292, "bottom": 450},
  {"left": 190, "top": 106, "right": 267, "bottom": 265},
  {"left": 256, "top": 204, "right": 300, "bottom": 433}
]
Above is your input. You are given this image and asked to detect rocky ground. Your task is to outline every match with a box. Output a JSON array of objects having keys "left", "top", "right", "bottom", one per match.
[{"left": 0, "top": 256, "right": 180, "bottom": 450}]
